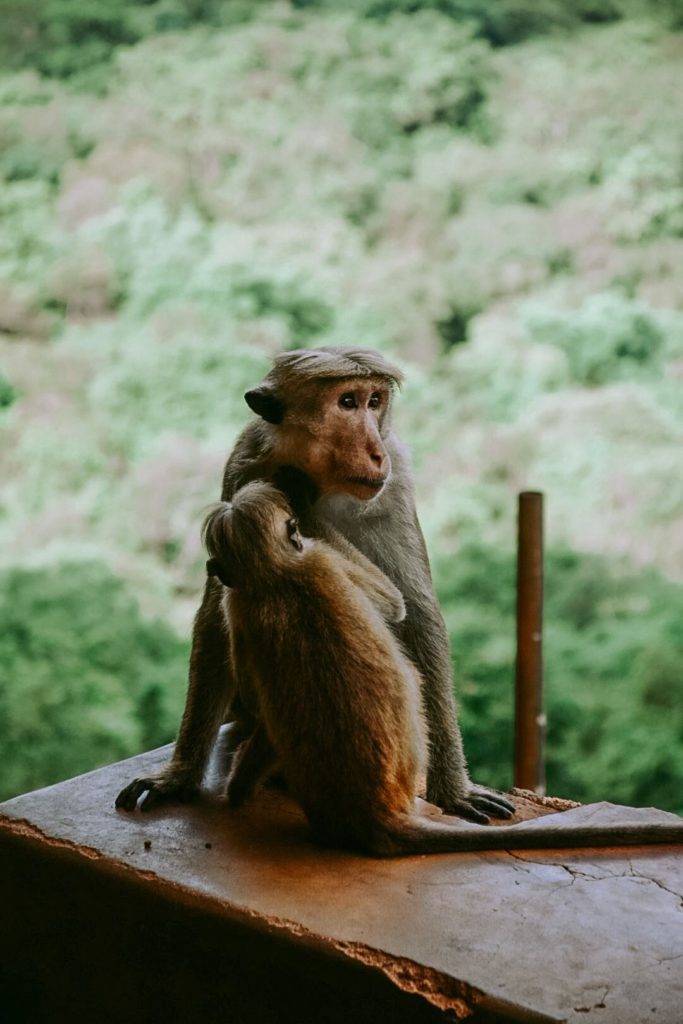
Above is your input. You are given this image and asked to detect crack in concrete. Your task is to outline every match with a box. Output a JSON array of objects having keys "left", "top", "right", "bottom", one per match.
[
  {"left": 654, "top": 953, "right": 683, "bottom": 965},
  {"left": 508, "top": 851, "right": 537, "bottom": 868},
  {"left": 508, "top": 853, "right": 683, "bottom": 904},
  {"left": 573, "top": 987, "right": 610, "bottom": 1011},
  {"left": 573, "top": 985, "right": 610, "bottom": 1014},
  {"left": 629, "top": 871, "right": 683, "bottom": 908}
]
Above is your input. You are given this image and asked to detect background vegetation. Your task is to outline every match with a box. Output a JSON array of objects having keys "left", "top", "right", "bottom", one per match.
[{"left": 1, "top": 0, "right": 682, "bottom": 810}]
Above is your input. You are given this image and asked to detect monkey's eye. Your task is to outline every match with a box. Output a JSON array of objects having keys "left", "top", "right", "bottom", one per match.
[
  {"left": 339, "top": 393, "right": 357, "bottom": 410},
  {"left": 368, "top": 392, "right": 382, "bottom": 409}
]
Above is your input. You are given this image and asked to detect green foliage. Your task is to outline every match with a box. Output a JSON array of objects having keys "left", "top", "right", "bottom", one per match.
[
  {"left": 88, "top": 327, "right": 270, "bottom": 456},
  {"left": 437, "top": 543, "right": 517, "bottom": 787},
  {"left": 0, "top": 368, "right": 17, "bottom": 409},
  {"left": 524, "top": 292, "right": 666, "bottom": 386},
  {"left": 0, "top": 561, "right": 188, "bottom": 800},
  {"left": 0, "top": 0, "right": 278, "bottom": 85},
  {"left": 662, "top": 0, "right": 683, "bottom": 29},
  {"left": 0, "top": 181, "right": 65, "bottom": 286},
  {"left": 0, "top": 141, "right": 63, "bottom": 184},
  {"left": 292, "top": 0, "right": 622, "bottom": 45},
  {"left": 604, "top": 144, "right": 683, "bottom": 243},
  {"left": 34, "top": 2, "right": 141, "bottom": 79},
  {"left": 436, "top": 544, "right": 683, "bottom": 812},
  {"left": 289, "top": 12, "right": 494, "bottom": 144},
  {"left": 435, "top": 300, "right": 483, "bottom": 349},
  {"left": 232, "top": 277, "right": 334, "bottom": 344},
  {"left": 73, "top": 187, "right": 336, "bottom": 344},
  {"left": 0, "top": 0, "right": 140, "bottom": 85}
]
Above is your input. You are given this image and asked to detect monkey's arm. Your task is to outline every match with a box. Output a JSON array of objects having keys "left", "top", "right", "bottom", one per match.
[{"left": 116, "top": 578, "right": 234, "bottom": 811}]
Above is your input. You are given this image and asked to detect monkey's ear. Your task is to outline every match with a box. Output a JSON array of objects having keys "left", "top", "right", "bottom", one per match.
[
  {"left": 244, "top": 385, "right": 284, "bottom": 424},
  {"left": 206, "top": 558, "right": 234, "bottom": 589}
]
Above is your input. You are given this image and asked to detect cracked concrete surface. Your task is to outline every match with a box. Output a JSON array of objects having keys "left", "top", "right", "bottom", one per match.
[{"left": 1, "top": 742, "right": 682, "bottom": 1023}]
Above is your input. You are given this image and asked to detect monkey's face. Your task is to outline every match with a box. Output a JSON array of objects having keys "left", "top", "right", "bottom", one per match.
[{"left": 275, "top": 379, "right": 393, "bottom": 502}]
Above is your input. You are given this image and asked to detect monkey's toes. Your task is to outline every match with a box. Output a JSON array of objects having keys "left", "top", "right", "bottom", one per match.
[
  {"left": 115, "top": 778, "right": 154, "bottom": 811},
  {"left": 469, "top": 795, "right": 514, "bottom": 820},
  {"left": 115, "top": 776, "right": 198, "bottom": 811},
  {"left": 442, "top": 799, "right": 491, "bottom": 825},
  {"left": 138, "top": 786, "right": 167, "bottom": 811},
  {"left": 141, "top": 780, "right": 199, "bottom": 810},
  {"left": 468, "top": 787, "right": 515, "bottom": 819}
]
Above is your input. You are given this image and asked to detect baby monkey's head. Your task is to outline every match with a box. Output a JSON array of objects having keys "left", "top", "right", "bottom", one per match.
[{"left": 203, "top": 481, "right": 305, "bottom": 589}]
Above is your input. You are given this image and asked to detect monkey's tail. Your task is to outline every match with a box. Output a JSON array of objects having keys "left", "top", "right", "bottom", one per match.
[{"left": 371, "top": 812, "right": 683, "bottom": 856}]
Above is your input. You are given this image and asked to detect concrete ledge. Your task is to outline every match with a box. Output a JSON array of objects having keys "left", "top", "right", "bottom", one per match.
[{"left": 1, "top": 743, "right": 682, "bottom": 1024}]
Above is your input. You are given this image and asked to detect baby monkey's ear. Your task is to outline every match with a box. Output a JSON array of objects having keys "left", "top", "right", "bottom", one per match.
[
  {"left": 206, "top": 558, "right": 234, "bottom": 588},
  {"left": 286, "top": 517, "right": 304, "bottom": 552}
]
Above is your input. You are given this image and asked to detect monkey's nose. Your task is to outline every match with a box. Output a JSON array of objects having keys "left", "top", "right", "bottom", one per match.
[{"left": 370, "top": 452, "right": 383, "bottom": 466}]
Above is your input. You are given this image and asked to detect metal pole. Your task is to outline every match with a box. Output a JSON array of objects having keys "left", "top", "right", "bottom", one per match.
[{"left": 514, "top": 491, "right": 546, "bottom": 794}]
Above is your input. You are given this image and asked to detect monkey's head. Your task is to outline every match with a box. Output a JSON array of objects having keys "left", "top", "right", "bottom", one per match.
[
  {"left": 203, "top": 482, "right": 305, "bottom": 589},
  {"left": 244, "top": 346, "right": 404, "bottom": 502}
]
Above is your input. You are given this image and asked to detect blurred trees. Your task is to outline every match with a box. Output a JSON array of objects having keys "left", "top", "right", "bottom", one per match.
[
  {"left": 294, "top": 0, "right": 623, "bottom": 45},
  {"left": 524, "top": 292, "right": 666, "bottom": 386},
  {"left": 437, "top": 546, "right": 683, "bottom": 813},
  {"left": 0, "top": 0, "right": 668, "bottom": 88},
  {"left": 0, "top": 562, "right": 188, "bottom": 800},
  {"left": 0, "top": 1, "right": 270, "bottom": 83}
]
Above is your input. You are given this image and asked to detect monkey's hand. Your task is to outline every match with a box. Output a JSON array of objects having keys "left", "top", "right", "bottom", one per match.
[
  {"left": 339, "top": 557, "right": 406, "bottom": 623},
  {"left": 382, "top": 588, "right": 406, "bottom": 624},
  {"left": 115, "top": 771, "right": 199, "bottom": 812}
]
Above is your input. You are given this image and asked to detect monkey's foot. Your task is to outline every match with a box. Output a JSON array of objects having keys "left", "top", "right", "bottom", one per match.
[
  {"left": 115, "top": 774, "right": 199, "bottom": 812},
  {"left": 431, "top": 785, "right": 515, "bottom": 825}
]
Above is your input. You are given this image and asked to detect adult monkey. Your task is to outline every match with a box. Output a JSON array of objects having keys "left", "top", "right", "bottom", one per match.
[{"left": 116, "top": 346, "right": 513, "bottom": 823}]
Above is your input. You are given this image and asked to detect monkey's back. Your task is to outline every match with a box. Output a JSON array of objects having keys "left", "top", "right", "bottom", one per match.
[{"left": 228, "top": 548, "right": 426, "bottom": 842}]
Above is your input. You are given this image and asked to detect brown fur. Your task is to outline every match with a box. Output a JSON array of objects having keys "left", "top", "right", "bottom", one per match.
[
  {"left": 204, "top": 484, "right": 683, "bottom": 855},
  {"left": 116, "top": 346, "right": 509, "bottom": 821}
]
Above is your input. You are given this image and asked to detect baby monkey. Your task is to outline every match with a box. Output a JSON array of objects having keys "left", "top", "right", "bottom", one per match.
[{"left": 203, "top": 482, "right": 683, "bottom": 855}]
